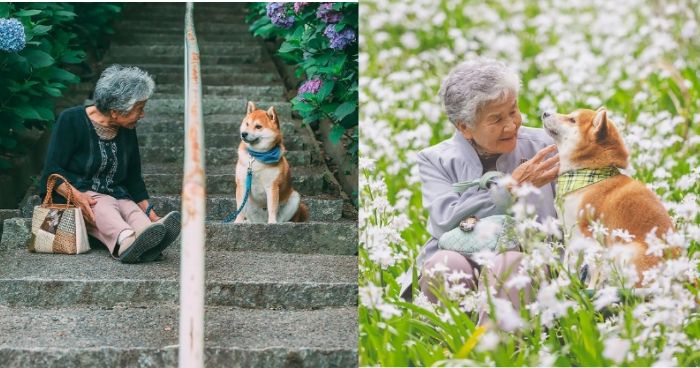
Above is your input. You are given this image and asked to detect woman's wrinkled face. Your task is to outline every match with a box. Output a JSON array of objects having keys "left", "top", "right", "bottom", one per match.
[
  {"left": 110, "top": 100, "right": 146, "bottom": 129},
  {"left": 457, "top": 92, "right": 522, "bottom": 154}
]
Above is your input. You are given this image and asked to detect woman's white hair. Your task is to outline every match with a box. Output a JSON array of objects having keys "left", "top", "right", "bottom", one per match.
[
  {"left": 94, "top": 65, "right": 155, "bottom": 115},
  {"left": 439, "top": 58, "right": 520, "bottom": 129}
]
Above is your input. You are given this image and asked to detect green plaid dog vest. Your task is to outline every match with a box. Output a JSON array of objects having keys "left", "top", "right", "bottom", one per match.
[{"left": 556, "top": 167, "right": 621, "bottom": 200}]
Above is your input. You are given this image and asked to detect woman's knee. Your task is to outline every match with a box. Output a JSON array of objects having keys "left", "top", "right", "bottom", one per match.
[{"left": 420, "top": 250, "right": 477, "bottom": 300}]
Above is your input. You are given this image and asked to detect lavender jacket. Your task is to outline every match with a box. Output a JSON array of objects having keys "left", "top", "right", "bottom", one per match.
[{"left": 399, "top": 126, "right": 558, "bottom": 299}]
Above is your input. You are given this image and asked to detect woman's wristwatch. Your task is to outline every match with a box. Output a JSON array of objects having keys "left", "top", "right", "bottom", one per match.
[{"left": 145, "top": 203, "right": 154, "bottom": 217}]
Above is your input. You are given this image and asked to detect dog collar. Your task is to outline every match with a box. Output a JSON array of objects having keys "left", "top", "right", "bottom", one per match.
[
  {"left": 556, "top": 167, "right": 621, "bottom": 199},
  {"left": 247, "top": 145, "right": 283, "bottom": 164}
]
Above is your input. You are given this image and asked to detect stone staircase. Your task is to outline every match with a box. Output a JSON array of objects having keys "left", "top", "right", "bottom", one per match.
[{"left": 0, "top": 3, "right": 358, "bottom": 367}]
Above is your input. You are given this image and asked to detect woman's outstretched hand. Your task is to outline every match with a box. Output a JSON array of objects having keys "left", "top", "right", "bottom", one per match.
[
  {"left": 511, "top": 144, "right": 560, "bottom": 188},
  {"left": 72, "top": 190, "right": 97, "bottom": 226}
]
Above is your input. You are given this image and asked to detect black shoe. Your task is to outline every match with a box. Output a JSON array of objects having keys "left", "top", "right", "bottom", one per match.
[
  {"left": 118, "top": 223, "right": 167, "bottom": 264},
  {"left": 140, "top": 211, "right": 181, "bottom": 262}
]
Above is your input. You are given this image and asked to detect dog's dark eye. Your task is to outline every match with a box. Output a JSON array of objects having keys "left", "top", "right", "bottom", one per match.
[
  {"left": 568, "top": 117, "right": 575, "bottom": 123},
  {"left": 255, "top": 124, "right": 262, "bottom": 129}
]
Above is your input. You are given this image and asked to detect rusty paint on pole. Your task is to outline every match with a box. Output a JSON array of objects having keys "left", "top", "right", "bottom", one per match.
[{"left": 179, "top": 3, "right": 206, "bottom": 368}]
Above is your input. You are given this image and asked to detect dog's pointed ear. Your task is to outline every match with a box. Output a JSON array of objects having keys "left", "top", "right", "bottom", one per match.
[
  {"left": 596, "top": 105, "right": 607, "bottom": 113},
  {"left": 593, "top": 109, "right": 608, "bottom": 140},
  {"left": 266, "top": 106, "right": 279, "bottom": 128},
  {"left": 247, "top": 101, "right": 256, "bottom": 115}
]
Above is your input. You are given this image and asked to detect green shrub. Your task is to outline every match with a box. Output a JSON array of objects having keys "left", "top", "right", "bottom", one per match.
[
  {"left": 0, "top": 2, "right": 122, "bottom": 170},
  {"left": 246, "top": 2, "right": 358, "bottom": 157}
]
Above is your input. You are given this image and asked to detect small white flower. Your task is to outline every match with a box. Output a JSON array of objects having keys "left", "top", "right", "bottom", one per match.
[
  {"left": 504, "top": 273, "right": 531, "bottom": 290},
  {"left": 611, "top": 228, "right": 635, "bottom": 242},
  {"left": 603, "top": 336, "right": 630, "bottom": 364},
  {"left": 593, "top": 286, "right": 619, "bottom": 310},
  {"left": 491, "top": 297, "right": 526, "bottom": 332},
  {"left": 476, "top": 331, "right": 500, "bottom": 352}
]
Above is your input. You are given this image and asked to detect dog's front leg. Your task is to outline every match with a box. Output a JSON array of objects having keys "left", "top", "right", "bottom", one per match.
[
  {"left": 234, "top": 177, "right": 246, "bottom": 223},
  {"left": 266, "top": 184, "right": 279, "bottom": 223}
]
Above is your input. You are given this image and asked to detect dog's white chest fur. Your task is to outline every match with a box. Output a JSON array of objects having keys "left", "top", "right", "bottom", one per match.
[
  {"left": 559, "top": 191, "right": 585, "bottom": 239},
  {"left": 235, "top": 155, "right": 300, "bottom": 223}
]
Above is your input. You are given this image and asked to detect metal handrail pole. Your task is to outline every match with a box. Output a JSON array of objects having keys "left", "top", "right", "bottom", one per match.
[{"left": 179, "top": 3, "right": 206, "bottom": 367}]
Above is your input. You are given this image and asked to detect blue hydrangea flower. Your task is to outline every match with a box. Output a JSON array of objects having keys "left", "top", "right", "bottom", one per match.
[
  {"left": 316, "top": 3, "right": 343, "bottom": 24},
  {"left": 323, "top": 25, "right": 356, "bottom": 51},
  {"left": 266, "top": 3, "right": 295, "bottom": 29},
  {"left": 0, "top": 18, "right": 26, "bottom": 53}
]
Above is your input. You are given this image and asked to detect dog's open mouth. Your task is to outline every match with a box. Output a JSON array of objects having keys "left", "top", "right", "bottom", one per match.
[{"left": 241, "top": 136, "right": 260, "bottom": 144}]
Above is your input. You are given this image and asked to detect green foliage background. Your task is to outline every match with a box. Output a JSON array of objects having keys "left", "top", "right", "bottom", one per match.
[
  {"left": 246, "top": 2, "right": 358, "bottom": 156},
  {"left": 0, "top": 3, "right": 122, "bottom": 170}
]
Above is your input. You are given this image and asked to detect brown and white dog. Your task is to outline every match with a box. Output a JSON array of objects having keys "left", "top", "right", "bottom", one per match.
[
  {"left": 542, "top": 108, "right": 678, "bottom": 286},
  {"left": 234, "top": 101, "right": 308, "bottom": 223}
]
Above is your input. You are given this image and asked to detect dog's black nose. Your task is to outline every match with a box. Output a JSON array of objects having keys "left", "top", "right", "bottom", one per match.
[
  {"left": 542, "top": 111, "right": 551, "bottom": 119},
  {"left": 241, "top": 132, "right": 249, "bottom": 138}
]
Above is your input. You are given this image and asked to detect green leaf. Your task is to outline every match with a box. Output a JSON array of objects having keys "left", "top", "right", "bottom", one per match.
[
  {"left": 12, "top": 105, "right": 42, "bottom": 120},
  {"left": 32, "top": 24, "right": 52, "bottom": 36},
  {"left": 0, "top": 3, "right": 11, "bottom": 17},
  {"left": 35, "top": 107, "right": 54, "bottom": 121},
  {"left": 316, "top": 79, "right": 335, "bottom": 101},
  {"left": 293, "top": 100, "right": 315, "bottom": 113},
  {"left": 14, "top": 9, "right": 41, "bottom": 17},
  {"left": 278, "top": 41, "right": 299, "bottom": 54},
  {"left": 329, "top": 124, "right": 345, "bottom": 145},
  {"left": 23, "top": 49, "right": 54, "bottom": 68},
  {"left": 42, "top": 86, "right": 62, "bottom": 97},
  {"left": 55, "top": 10, "right": 76, "bottom": 18},
  {"left": 50, "top": 67, "right": 79, "bottom": 83},
  {"left": 334, "top": 101, "right": 356, "bottom": 121}
]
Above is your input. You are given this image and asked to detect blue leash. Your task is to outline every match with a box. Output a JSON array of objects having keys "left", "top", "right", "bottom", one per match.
[{"left": 223, "top": 159, "right": 254, "bottom": 223}]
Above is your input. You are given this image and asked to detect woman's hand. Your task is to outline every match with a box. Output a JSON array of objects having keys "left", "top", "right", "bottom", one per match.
[
  {"left": 72, "top": 190, "right": 97, "bottom": 226},
  {"left": 511, "top": 145, "right": 560, "bottom": 188}
]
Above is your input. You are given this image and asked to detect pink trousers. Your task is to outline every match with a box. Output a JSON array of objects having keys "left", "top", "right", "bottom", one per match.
[
  {"left": 420, "top": 250, "right": 532, "bottom": 326},
  {"left": 85, "top": 191, "right": 151, "bottom": 256}
]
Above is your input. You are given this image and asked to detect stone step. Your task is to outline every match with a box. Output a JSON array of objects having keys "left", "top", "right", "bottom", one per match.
[
  {"left": 146, "top": 98, "right": 292, "bottom": 118},
  {"left": 152, "top": 84, "right": 285, "bottom": 98},
  {"left": 119, "top": 11, "right": 248, "bottom": 23},
  {"left": 148, "top": 194, "right": 343, "bottom": 222},
  {"left": 140, "top": 165, "right": 330, "bottom": 195},
  {"left": 138, "top": 131, "right": 309, "bottom": 151},
  {"left": 108, "top": 44, "right": 263, "bottom": 57},
  {"left": 0, "top": 210, "right": 19, "bottom": 237},
  {"left": 1, "top": 219, "right": 357, "bottom": 255},
  {"left": 112, "top": 32, "right": 261, "bottom": 44},
  {"left": 0, "top": 305, "right": 357, "bottom": 367},
  {"left": 137, "top": 114, "right": 300, "bottom": 133},
  {"left": 0, "top": 248, "right": 357, "bottom": 308},
  {"left": 140, "top": 146, "right": 311, "bottom": 166},
  {"left": 114, "top": 20, "right": 252, "bottom": 33},
  {"left": 117, "top": 63, "right": 278, "bottom": 76},
  {"left": 149, "top": 72, "right": 281, "bottom": 86},
  {"left": 105, "top": 53, "right": 264, "bottom": 65}
]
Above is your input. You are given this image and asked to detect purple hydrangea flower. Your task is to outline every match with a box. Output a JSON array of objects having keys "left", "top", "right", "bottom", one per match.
[
  {"left": 316, "top": 3, "right": 343, "bottom": 24},
  {"left": 266, "top": 3, "right": 295, "bottom": 29},
  {"left": 0, "top": 18, "right": 26, "bottom": 53},
  {"left": 293, "top": 2, "right": 310, "bottom": 14},
  {"left": 323, "top": 25, "right": 356, "bottom": 51},
  {"left": 298, "top": 78, "right": 323, "bottom": 95}
]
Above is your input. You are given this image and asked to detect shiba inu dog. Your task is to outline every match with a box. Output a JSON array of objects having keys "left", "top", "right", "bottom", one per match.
[
  {"left": 234, "top": 101, "right": 308, "bottom": 223},
  {"left": 542, "top": 108, "right": 677, "bottom": 286}
]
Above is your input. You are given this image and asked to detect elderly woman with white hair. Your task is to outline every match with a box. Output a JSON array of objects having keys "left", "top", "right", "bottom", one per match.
[
  {"left": 38, "top": 65, "right": 180, "bottom": 263},
  {"left": 402, "top": 58, "right": 560, "bottom": 325}
]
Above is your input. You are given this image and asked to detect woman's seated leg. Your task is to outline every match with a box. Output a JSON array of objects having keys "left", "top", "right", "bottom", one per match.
[
  {"left": 86, "top": 191, "right": 133, "bottom": 257},
  {"left": 478, "top": 250, "right": 532, "bottom": 326},
  {"left": 420, "top": 250, "right": 478, "bottom": 304}
]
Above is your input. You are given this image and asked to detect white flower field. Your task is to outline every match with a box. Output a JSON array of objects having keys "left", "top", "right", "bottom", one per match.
[{"left": 359, "top": 0, "right": 700, "bottom": 366}]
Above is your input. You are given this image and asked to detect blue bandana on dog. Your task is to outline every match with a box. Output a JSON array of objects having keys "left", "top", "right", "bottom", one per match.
[{"left": 247, "top": 145, "right": 283, "bottom": 164}]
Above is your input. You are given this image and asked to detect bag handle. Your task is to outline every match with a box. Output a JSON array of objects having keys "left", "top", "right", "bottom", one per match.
[{"left": 42, "top": 173, "right": 77, "bottom": 209}]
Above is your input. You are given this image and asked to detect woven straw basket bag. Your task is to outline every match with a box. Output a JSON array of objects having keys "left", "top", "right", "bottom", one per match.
[{"left": 29, "top": 173, "right": 90, "bottom": 254}]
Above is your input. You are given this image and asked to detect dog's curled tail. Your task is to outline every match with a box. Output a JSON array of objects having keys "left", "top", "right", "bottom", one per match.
[{"left": 291, "top": 202, "right": 309, "bottom": 222}]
